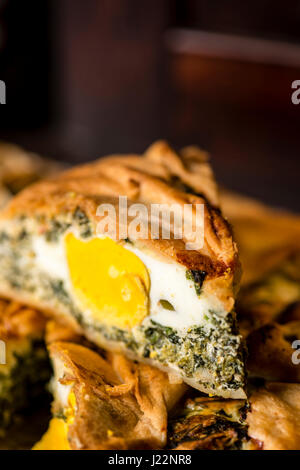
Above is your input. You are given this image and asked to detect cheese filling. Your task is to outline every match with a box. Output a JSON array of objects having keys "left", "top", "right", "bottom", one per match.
[{"left": 0, "top": 223, "right": 245, "bottom": 397}]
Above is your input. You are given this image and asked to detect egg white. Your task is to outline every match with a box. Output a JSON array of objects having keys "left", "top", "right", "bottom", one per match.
[
  {"left": 50, "top": 356, "right": 73, "bottom": 409},
  {"left": 31, "top": 234, "right": 225, "bottom": 332}
]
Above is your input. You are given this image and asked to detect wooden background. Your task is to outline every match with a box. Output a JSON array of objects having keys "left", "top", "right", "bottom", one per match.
[{"left": 0, "top": 0, "right": 299, "bottom": 210}]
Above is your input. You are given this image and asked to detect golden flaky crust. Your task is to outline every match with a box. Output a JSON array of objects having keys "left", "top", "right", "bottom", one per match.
[
  {"left": 247, "top": 322, "right": 300, "bottom": 382},
  {"left": 221, "top": 189, "right": 300, "bottom": 286},
  {"left": 1, "top": 141, "right": 239, "bottom": 310},
  {"left": 45, "top": 320, "right": 84, "bottom": 345},
  {"left": 247, "top": 383, "right": 300, "bottom": 450},
  {"left": 223, "top": 191, "right": 300, "bottom": 388},
  {"left": 168, "top": 395, "right": 260, "bottom": 450},
  {"left": 169, "top": 383, "right": 300, "bottom": 450},
  {"left": 0, "top": 298, "right": 46, "bottom": 341},
  {"left": 49, "top": 341, "right": 186, "bottom": 450}
]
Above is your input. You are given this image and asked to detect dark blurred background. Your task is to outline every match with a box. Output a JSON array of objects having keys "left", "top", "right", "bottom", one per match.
[{"left": 0, "top": 0, "right": 299, "bottom": 210}]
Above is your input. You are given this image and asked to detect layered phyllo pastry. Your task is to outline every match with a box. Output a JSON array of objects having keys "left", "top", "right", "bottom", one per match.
[
  {"left": 0, "top": 141, "right": 245, "bottom": 398},
  {"left": 0, "top": 299, "right": 51, "bottom": 432},
  {"left": 238, "top": 253, "right": 300, "bottom": 334},
  {"left": 33, "top": 338, "right": 186, "bottom": 450}
]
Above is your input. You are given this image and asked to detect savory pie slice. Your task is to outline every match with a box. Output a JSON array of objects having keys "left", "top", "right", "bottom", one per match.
[
  {"left": 0, "top": 141, "right": 245, "bottom": 398},
  {"left": 33, "top": 339, "right": 186, "bottom": 450},
  {"left": 0, "top": 299, "right": 51, "bottom": 432}
]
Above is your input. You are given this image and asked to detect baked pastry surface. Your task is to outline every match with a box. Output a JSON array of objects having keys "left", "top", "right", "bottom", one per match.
[
  {"left": 34, "top": 339, "right": 186, "bottom": 450},
  {"left": 0, "top": 141, "right": 245, "bottom": 398}
]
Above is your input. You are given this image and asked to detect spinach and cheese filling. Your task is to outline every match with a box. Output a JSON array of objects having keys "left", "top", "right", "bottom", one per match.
[
  {"left": 33, "top": 339, "right": 186, "bottom": 450},
  {"left": 0, "top": 302, "right": 51, "bottom": 432},
  {"left": 0, "top": 213, "right": 245, "bottom": 398},
  {"left": 0, "top": 142, "right": 246, "bottom": 398}
]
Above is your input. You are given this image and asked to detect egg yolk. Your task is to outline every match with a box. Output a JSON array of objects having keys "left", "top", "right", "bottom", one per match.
[
  {"left": 33, "top": 385, "right": 76, "bottom": 450},
  {"left": 32, "top": 418, "right": 71, "bottom": 450},
  {"left": 65, "top": 234, "right": 150, "bottom": 329}
]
